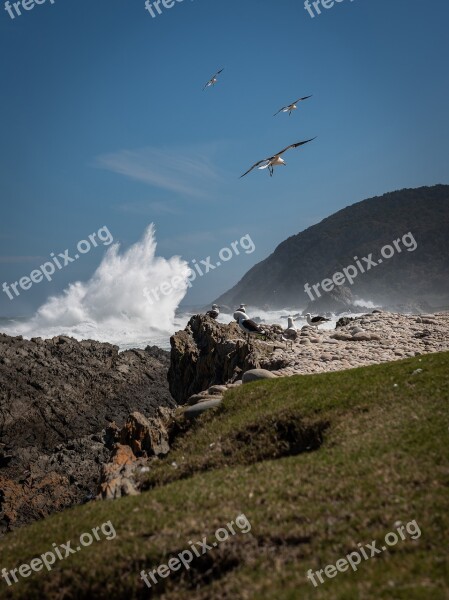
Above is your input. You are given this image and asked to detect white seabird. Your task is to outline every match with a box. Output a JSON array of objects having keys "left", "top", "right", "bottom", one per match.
[
  {"left": 283, "top": 316, "right": 298, "bottom": 339},
  {"left": 273, "top": 95, "right": 312, "bottom": 116},
  {"left": 203, "top": 68, "right": 224, "bottom": 90},
  {"left": 206, "top": 304, "right": 220, "bottom": 319},
  {"left": 233, "top": 304, "right": 247, "bottom": 321},
  {"left": 240, "top": 137, "right": 317, "bottom": 178},
  {"left": 305, "top": 313, "right": 331, "bottom": 328},
  {"left": 282, "top": 316, "right": 297, "bottom": 349},
  {"left": 237, "top": 315, "right": 266, "bottom": 343}
]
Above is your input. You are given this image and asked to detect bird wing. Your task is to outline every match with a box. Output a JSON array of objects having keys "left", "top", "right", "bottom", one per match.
[
  {"left": 214, "top": 68, "right": 224, "bottom": 77},
  {"left": 243, "top": 319, "right": 263, "bottom": 332},
  {"left": 275, "top": 137, "right": 317, "bottom": 157},
  {"left": 294, "top": 95, "right": 313, "bottom": 103},
  {"left": 273, "top": 105, "right": 288, "bottom": 116},
  {"left": 240, "top": 158, "right": 270, "bottom": 178}
]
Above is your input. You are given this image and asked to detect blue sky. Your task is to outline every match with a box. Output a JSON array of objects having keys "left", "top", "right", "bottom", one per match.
[{"left": 1, "top": 0, "right": 448, "bottom": 316}]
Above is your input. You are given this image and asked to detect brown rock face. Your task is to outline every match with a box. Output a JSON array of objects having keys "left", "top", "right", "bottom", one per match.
[
  {"left": 0, "top": 334, "right": 175, "bottom": 533},
  {"left": 97, "top": 408, "right": 175, "bottom": 500},
  {"left": 119, "top": 409, "right": 172, "bottom": 458},
  {"left": 168, "top": 315, "right": 278, "bottom": 404}
]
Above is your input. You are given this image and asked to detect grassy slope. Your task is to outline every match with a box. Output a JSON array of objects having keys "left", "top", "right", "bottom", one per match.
[{"left": 1, "top": 352, "right": 448, "bottom": 600}]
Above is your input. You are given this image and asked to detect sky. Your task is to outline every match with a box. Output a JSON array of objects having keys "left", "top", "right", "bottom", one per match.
[{"left": 0, "top": 0, "right": 448, "bottom": 317}]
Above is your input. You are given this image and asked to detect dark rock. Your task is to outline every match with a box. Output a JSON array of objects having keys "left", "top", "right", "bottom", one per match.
[
  {"left": 0, "top": 333, "right": 175, "bottom": 533},
  {"left": 336, "top": 316, "right": 356, "bottom": 328}
]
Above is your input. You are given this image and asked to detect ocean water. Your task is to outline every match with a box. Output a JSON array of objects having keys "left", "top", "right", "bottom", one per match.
[{"left": 0, "top": 225, "right": 361, "bottom": 351}]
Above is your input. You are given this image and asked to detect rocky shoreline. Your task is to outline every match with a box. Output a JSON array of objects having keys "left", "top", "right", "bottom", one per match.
[
  {"left": 170, "top": 311, "right": 449, "bottom": 409},
  {"left": 1, "top": 310, "right": 448, "bottom": 534}
]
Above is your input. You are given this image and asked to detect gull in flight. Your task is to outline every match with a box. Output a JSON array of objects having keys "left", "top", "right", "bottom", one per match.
[
  {"left": 203, "top": 68, "right": 224, "bottom": 91},
  {"left": 240, "top": 137, "right": 317, "bottom": 178},
  {"left": 273, "top": 95, "right": 312, "bottom": 116}
]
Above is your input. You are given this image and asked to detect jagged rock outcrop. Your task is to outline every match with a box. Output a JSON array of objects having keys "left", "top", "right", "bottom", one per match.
[
  {"left": 0, "top": 334, "right": 175, "bottom": 533},
  {"left": 168, "top": 315, "right": 287, "bottom": 404}
]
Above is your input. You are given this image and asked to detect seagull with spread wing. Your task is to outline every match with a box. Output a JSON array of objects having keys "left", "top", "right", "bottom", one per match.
[
  {"left": 240, "top": 137, "right": 317, "bottom": 178},
  {"left": 203, "top": 68, "right": 224, "bottom": 90},
  {"left": 273, "top": 95, "right": 312, "bottom": 116}
]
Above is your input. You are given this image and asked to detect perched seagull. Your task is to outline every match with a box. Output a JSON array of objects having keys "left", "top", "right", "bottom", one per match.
[
  {"left": 203, "top": 68, "right": 224, "bottom": 90},
  {"left": 306, "top": 313, "right": 331, "bottom": 328},
  {"left": 240, "top": 137, "right": 317, "bottom": 178},
  {"left": 206, "top": 304, "right": 220, "bottom": 319},
  {"left": 237, "top": 315, "right": 266, "bottom": 344},
  {"left": 283, "top": 316, "right": 298, "bottom": 340},
  {"left": 273, "top": 95, "right": 312, "bottom": 116},
  {"left": 281, "top": 316, "right": 297, "bottom": 349},
  {"left": 233, "top": 304, "right": 247, "bottom": 322}
]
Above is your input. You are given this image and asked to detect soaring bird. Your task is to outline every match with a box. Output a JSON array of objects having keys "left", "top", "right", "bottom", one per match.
[
  {"left": 206, "top": 304, "right": 220, "bottom": 319},
  {"left": 273, "top": 95, "right": 312, "bottom": 116},
  {"left": 203, "top": 68, "right": 224, "bottom": 90},
  {"left": 240, "top": 137, "right": 317, "bottom": 178},
  {"left": 236, "top": 314, "right": 266, "bottom": 344},
  {"left": 305, "top": 313, "right": 331, "bottom": 328}
]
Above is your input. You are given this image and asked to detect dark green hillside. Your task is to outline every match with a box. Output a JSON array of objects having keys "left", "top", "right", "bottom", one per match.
[{"left": 215, "top": 185, "right": 449, "bottom": 308}]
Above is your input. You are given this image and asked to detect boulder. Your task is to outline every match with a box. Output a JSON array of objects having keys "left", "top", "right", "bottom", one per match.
[
  {"left": 183, "top": 398, "right": 223, "bottom": 420},
  {"left": 242, "top": 369, "right": 277, "bottom": 384}
]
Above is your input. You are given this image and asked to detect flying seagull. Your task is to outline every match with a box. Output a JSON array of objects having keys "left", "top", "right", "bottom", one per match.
[
  {"left": 240, "top": 137, "right": 317, "bottom": 178},
  {"left": 203, "top": 68, "right": 224, "bottom": 90},
  {"left": 306, "top": 313, "right": 331, "bottom": 328},
  {"left": 206, "top": 304, "right": 220, "bottom": 319},
  {"left": 273, "top": 95, "right": 312, "bottom": 116}
]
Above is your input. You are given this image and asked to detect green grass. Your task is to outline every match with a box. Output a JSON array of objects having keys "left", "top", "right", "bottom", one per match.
[{"left": 1, "top": 352, "right": 448, "bottom": 599}]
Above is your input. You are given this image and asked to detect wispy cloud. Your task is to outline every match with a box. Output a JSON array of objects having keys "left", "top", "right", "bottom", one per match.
[
  {"left": 116, "top": 201, "right": 181, "bottom": 216},
  {"left": 94, "top": 144, "right": 223, "bottom": 198}
]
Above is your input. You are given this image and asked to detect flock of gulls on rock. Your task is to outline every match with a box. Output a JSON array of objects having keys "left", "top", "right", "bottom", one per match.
[
  {"left": 202, "top": 68, "right": 316, "bottom": 178},
  {"left": 205, "top": 304, "right": 331, "bottom": 346}
]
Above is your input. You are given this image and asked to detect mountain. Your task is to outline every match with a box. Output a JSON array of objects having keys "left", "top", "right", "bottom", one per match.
[{"left": 215, "top": 185, "right": 449, "bottom": 310}]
